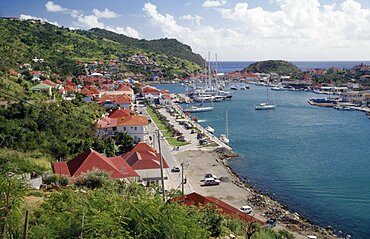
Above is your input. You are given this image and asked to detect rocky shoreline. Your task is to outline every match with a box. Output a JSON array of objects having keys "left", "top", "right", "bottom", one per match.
[{"left": 214, "top": 147, "right": 341, "bottom": 239}]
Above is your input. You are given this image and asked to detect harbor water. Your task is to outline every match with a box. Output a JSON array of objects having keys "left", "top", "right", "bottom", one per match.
[{"left": 154, "top": 83, "right": 370, "bottom": 238}]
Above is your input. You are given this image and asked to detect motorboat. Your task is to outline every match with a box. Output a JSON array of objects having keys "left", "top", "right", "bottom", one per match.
[
  {"left": 206, "top": 126, "right": 215, "bottom": 134},
  {"left": 255, "top": 102, "right": 276, "bottom": 110},
  {"left": 183, "top": 105, "right": 214, "bottom": 113}
]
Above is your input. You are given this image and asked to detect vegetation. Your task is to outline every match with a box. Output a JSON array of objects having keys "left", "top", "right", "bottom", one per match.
[
  {"left": 242, "top": 60, "right": 302, "bottom": 77},
  {"left": 0, "top": 173, "right": 293, "bottom": 239},
  {"left": 0, "top": 19, "right": 203, "bottom": 77},
  {"left": 0, "top": 98, "right": 134, "bottom": 163},
  {"left": 146, "top": 106, "right": 189, "bottom": 147}
]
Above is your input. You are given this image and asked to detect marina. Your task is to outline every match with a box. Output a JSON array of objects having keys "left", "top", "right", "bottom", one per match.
[{"left": 155, "top": 83, "right": 370, "bottom": 238}]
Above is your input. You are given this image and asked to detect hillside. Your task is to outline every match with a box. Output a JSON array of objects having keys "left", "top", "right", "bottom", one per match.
[
  {"left": 242, "top": 60, "right": 301, "bottom": 76},
  {"left": 88, "top": 28, "right": 204, "bottom": 66},
  {"left": 0, "top": 18, "right": 203, "bottom": 76}
]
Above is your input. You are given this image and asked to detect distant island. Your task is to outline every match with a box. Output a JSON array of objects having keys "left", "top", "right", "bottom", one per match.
[{"left": 242, "top": 60, "right": 301, "bottom": 76}]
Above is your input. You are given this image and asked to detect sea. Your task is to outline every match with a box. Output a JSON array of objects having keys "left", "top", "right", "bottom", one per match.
[
  {"left": 211, "top": 61, "right": 370, "bottom": 72},
  {"left": 154, "top": 61, "right": 370, "bottom": 239}
]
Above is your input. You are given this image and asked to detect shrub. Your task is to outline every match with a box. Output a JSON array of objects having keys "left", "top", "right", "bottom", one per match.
[
  {"left": 43, "top": 173, "right": 69, "bottom": 186},
  {"left": 74, "top": 169, "right": 111, "bottom": 189}
]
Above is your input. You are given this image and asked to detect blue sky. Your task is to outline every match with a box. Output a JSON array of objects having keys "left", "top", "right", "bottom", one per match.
[{"left": 1, "top": 0, "right": 370, "bottom": 61}]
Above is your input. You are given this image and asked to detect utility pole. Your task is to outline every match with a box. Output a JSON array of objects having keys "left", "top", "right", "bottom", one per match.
[
  {"left": 22, "top": 209, "right": 29, "bottom": 239},
  {"left": 157, "top": 130, "right": 166, "bottom": 200},
  {"left": 181, "top": 163, "right": 184, "bottom": 195}
]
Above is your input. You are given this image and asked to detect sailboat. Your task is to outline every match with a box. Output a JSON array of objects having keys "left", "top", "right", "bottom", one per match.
[
  {"left": 183, "top": 101, "right": 214, "bottom": 113},
  {"left": 219, "top": 110, "right": 230, "bottom": 144},
  {"left": 255, "top": 83, "right": 277, "bottom": 110}
]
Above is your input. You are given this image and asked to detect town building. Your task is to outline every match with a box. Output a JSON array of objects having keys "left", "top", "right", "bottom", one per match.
[{"left": 53, "top": 148, "right": 139, "bottom": 182}]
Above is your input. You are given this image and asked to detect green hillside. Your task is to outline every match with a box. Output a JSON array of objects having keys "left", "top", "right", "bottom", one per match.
[
  {"left": 242, "top": 60, "right": 301, "bottom": 76},
  {"left": 88, "top": 28, "right": 204, "bottom": 66},
  {"left": 0, "top": 18, "right": 203, "bottom": 76}
]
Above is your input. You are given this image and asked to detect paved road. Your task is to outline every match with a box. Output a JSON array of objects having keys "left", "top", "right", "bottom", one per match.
[{"left": 138, "top": 103, "right": 194, "bottom": 195}]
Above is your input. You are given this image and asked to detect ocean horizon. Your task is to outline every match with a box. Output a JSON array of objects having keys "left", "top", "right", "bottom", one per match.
[{"left": 211, "top": 61, "right": 370, "bottom": 72}]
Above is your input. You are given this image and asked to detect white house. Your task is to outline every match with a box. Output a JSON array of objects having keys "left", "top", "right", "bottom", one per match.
[
  {"left": 122, "top": 142, "right": 169, "bottom": 185},
  {"left": 96, "top": 115, "right": 149, "bottom": 143}
]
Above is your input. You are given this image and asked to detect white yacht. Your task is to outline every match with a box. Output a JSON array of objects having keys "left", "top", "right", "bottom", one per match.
[{"left": 206, "top": 126, "right": 215, "bottom": 134}]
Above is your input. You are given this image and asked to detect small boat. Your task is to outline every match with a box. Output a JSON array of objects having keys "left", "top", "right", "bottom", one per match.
[
  {"left": 183, "top": 105, "right": 213, "bottom": 113},
  {"left": 255, "top": 83, "right": 277, "bottom": 110},
  {"left": 219, "top": 110, "right": 229, "bottom": 144},
  {"left": 198, "top": 119, "right": 207, "bottom": 123},
  {"left": 271, "top": 86, "right": 286, "bottom": 91},
  {"left": 230, "top": 85, "right": 238, "bottom": 90},
  {"left": 219, "top": 134, "right": 229, "bottom": 144},
  {"left": 206, "top": 126, "right": 215, "bottom": 134},
  {"left": 239, "top": 85, "right": 250, "bottom": 90},
  {"left": 255, "top": 102, "right": 276, "bottom": 110}
]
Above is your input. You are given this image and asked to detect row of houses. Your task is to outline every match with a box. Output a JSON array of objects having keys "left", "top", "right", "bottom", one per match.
[{"left": 53, "top": 142, "right": 168, "bottom": 186}]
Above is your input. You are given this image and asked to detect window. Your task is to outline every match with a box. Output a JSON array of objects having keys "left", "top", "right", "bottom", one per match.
[
  {"left": 134, "top": 127, "right": 137, "bottom": 130},
  {"left": 123, "top": 127, "right": 126, "bottom": 131}
]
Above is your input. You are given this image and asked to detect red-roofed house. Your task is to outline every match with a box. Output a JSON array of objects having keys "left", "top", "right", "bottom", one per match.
[
  {"left": 171, "top": 192, "right": 263, "bottom": 225},
  {"left": 53, "top": 148, "right": 139, "bottom": 182},
  {"left": 100, "top": 85, "right": 135, "bottom": 100},
  {"left": 97, "top": 94, "right": 132, "bottom": 109},
  {"left": 122, "top": 142, "right": 168, "bottom": 184},
  {"left": 42, "top": 79, "right": 58, "bottom": 88},
  {"left": 109, "top": 108, "right": 136, "bottom": 118},
  {"left": 96, "top": 115, "right": 149, "bottom": 143}
]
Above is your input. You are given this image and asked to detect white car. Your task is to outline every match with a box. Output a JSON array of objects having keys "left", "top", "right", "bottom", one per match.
[{"left": 239, "top": 205, "right": 253, "bottom": 214}]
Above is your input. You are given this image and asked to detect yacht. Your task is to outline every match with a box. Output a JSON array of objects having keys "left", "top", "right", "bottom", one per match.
[
  {"left": 255, "top": 102, "right": 276, "bottom": 110},
  {"left": 206, "top": 126, "right": 215, "bottom": 134}
]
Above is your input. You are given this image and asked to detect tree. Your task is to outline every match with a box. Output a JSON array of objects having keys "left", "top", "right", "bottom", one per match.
[{"left": 114, "top": 132, "right": 134, "bottom": 154}]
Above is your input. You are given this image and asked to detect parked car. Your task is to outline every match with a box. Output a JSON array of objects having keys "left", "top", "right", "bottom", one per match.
[
  {"left": 177, "top": 136, "right": 186, "bottom": 142},
  {"left": 204, "top": 177, "right": 220, "bottom": 186},
  {"left": 199, "top": 139, "right": 208, "bottom": 145},
  {"left": 190, "top": 129, "right": 196, "bottom": 134},
  {"left": 171, "top": 166, "right": 180, "bottom": 173},
  {"left": 265, "top": 218, "right": 276, "bottom": 228},
  {"left": 239, "top": 205, "right": 253, "bottom": 214},
  {"left": 204, "top": 173, "right": 217, "bottom": 179}
]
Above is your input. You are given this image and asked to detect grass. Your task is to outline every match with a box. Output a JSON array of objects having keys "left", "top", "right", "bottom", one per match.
[{"left": 146, "top": 107, "right": 189, "bottom": 147}]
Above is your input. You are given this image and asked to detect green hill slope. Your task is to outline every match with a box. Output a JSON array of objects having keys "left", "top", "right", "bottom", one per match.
[
  {"left": 242, "top": 60, "right": 301, "bottom": 76},
  {"left": 0, "top": 18, "right": 203, "bottom": 75},
  {"left": 87, "top": 28, "right": 204, "bottom": 66}
]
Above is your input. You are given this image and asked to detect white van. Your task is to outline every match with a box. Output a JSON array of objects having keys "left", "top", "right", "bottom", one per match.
[{"left": 204, "top": 177, "right": 220, "bottom": 186}]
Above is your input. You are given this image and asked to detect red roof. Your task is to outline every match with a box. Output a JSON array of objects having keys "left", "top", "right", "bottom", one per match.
[
  {"left": 117, "top": 85, "right": 133, "bottom": 92},
  {"left": 142, "top": 86, "right": 161, "bottom": 94},
  {"left": 171, "top": 192, "right": 263, "bottom": 224},
  {"left": 65, "top": 81, "right": 77, "bottom": 87},
  {"left": 53, "top": 149, "right": 138, "bottom": 180},
  {"left": 116, "top": 115, "right": 148, "bottom": 126},
  {"left": 95, "top": 116, "right": 117, "bottom": 128},
  {"left": 98, "top": 94, "right": 132, "bottom": 105},
  {"left": 42, "top": 79, "right": 57, "bottom": 87},
  {"left": 109, "top": 108, "right": 136, "bottom": 118},
  {"left": 80, "top": 88, "right": 93, "bottom": 96},
  {"left": 122, "top": 142, "right": 169, "bottom": 170}
]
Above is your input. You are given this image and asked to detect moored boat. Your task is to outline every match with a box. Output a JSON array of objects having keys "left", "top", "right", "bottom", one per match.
[{"left": 206, "top": 126, "right": 215, "bottom": 134}]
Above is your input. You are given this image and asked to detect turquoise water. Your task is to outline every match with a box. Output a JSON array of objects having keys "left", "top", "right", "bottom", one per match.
[{"left": 155, "top": 83, "right": 370, "bottom": 238}]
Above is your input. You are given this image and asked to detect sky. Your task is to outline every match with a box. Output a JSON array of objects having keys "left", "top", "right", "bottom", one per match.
[{"left": 1, "top": 0, "right": 370, "bottom": 61}]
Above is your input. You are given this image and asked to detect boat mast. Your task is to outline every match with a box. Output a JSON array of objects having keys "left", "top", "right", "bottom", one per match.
[{"left": 225, "top": 109, "right": 229, "bottom": 139}]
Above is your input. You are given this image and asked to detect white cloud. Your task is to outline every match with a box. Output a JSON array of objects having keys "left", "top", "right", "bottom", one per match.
[
  {"left": 75, "top": 15, "right": 105, "bottom": 29},
  {"left": 19, "top": 14, "right": 59, "bottom": 26},
  {"left": 45, "top": 1, "right": 80, "bottom": 17},
  {"left": 202, "top": 0, "right": 227, "bottom": 8},
  {"left": 45, "top": 1, "right": 68, "bottom": 12},
  {"left": 106, "top": 26, "right": 140, "bottom": 38},
  {"left": 143, "top": 1, "right": 370, "bottom": 60},
  {"left": 93, "top": 8, "right": 120, "bottom": 19},
  {"left": 181, "top": 14, "right": 203, "bottom": 25},
  {"left": 43, "top": 2, "right": 139, "bottom": 38}
]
